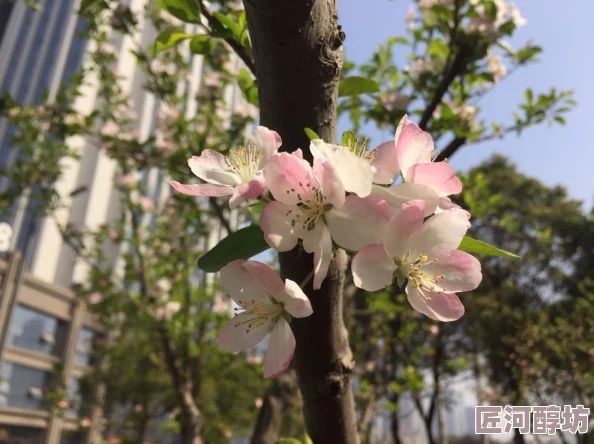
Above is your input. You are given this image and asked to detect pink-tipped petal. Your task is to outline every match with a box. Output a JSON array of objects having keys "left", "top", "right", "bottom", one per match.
[
  {"left": 217, "top": 312, "right": 271, "bottom": 352},
  {"left": 264, "top": 153, "right": 318, "bottom": 205},
  {"left": 169, "top": 180, "right": 234, "bottom": 197},
  {"left": 407, "top": 162, "right": 463, "bottom": 196},
  {"left": 220, "top": 260, "right": 270, "bottom": 306},
  {"left": 373, "top": 183, "right": 439, "bottom": 216},
  {"left": 291, "top": 149, "right": 304, "bottom": 159},
  {"left": 188, "top": 151, "right": 241, "bottom": 186},
  {"left": 395, "top": 115, "right": 434, "bottom": 180},
  {"left": 370, "top": 140, "right": 400, "bottom": 184},
  {"left": 229, "top": 177, "right": 266, "bottom": 208},
  {"left": 313, "top": 158, "right": 346, "bottom": 209},
  {"left": 352, "top": 243, "right": 396, "bottom": 292},
  {"left": 413, "top": 208, "right": 471, "bottom": 257},
  {"left": 251, "top": 126, "right": 282, "bottom": 162},
  {"left": 242, "top": 261, "right": 286, "bottom": 295},
  {"left": 383, "top": 200, "right": 426, "bottom": 259},
  {"left": 406, "top": 286, "right": 465, "bottom": 322},
  {"left": 326, "top": 194, "right": 392, "bottom": 251},
  {"left": 260, "top": 201, "right": 301, "bottom": 252},
  {"left": 276, "top": 279, "right": 313, "bottom": 318},
  {"left": 422, "top": 250, "right": 482, "bottom": 293},
  {"left": 302, "top": 222, "right": 333, "bottom": 290},
  {"left": 263, "top": 318, "right": 296, "bottom": 378}
]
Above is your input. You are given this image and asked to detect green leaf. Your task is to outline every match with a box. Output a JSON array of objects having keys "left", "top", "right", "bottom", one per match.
[
  {"left": 279, "top": 439, "right": 302, "bottom": 444},
  {"left": 189, "top": 35, "right": 215, "bottom": 54},
  {"left": 458, "top": 236, "right": 521, "bottom": 259},
  {"left": 341, "top": 130, "right": 356, "bottom": 148},
  {"left": 214, "top": 11, "right": 241, "bottom": 36},
  {"left": 303, "top": 435, "right": 313, "bottom": 444},
  {"left": 304, "top": 128, "right": 320, "bottom": 141},
  {"left": 153, "top": 27, "right": 191, "bottom": 55},
  {"left": 78, "top": 0, "right": 97, "bottom": 14},
  {"left": 338, "top": 76, "right": 380, "bottom": 97},
  {"left": 156, "top": 0, "right": 201, "bottom": 24},
  {"left": 247, "top": 202, "right": 266, "bottom": 220},
  {"left": 197, "top": 224, "right": 270, "bottom": 272},
  {"left": 554, "top": 116, "right": 566, "bottom": 125},
  {"left": 237, "top": 68, "right": 259, "bottom": 106}
]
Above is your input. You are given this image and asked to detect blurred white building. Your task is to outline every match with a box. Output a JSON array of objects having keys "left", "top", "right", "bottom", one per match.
[{"left": 0, "top": 1, "right": 243, "bottom": 442}]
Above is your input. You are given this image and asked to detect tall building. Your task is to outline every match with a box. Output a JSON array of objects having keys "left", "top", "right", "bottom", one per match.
[{"left": 0, "top": 1, "right": 244, "bottom": 442}]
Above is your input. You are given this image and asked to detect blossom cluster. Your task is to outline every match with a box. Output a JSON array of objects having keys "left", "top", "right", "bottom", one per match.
[{"left": 172, "top": 116, "right": 482, "bottom": 377}]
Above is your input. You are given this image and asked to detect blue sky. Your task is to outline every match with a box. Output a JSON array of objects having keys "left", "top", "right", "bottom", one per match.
[{"left": 337, "top": 0, "right": 594, "bottom": 210}]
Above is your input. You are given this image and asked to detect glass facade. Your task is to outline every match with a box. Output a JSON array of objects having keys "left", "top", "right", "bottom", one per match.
[
  {"left": 0, "top": 425, "right": 46, "bottom": 444},
  {"left": 74, "top": 328, "right": 96, "bottom": 367},
  {"left": 0, "top": 362, "right": 52, "bottom": 410},
  {"left": 0, "top": 1, "right": 14, "bottom": 47},
  {"left": 6, "top": 304, "right": 68, "bottom": 357}
]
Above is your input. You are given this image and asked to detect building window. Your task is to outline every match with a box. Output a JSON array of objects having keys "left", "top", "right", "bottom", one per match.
[
  {"left": 59, "top": 429, "right": 87, "bottom": 444},
  {"left": 0, "top": 362, "right": 53, "bottom": 410},
  {"left": 0, "top": 426, "right": 45, "bottom": 444},
  {"left": 64, "top": 377, "right": 92, "bottom": 418},
  {"left": 6, "top": 304, "right": 68, "bottom": 357},
  {"left": 74, "top": 328, "right": 97, "bottom": 367}
]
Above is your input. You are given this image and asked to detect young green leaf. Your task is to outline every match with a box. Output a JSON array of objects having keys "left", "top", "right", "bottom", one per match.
[
  {"left": 156, "top": 0, "right": 201, "bottom": 24},
  {"left": 247, "top": 202, "right": 266, "bottom": 220},
  {"left": 304, "top": 128, "right": 320, "bottom": 141},
  {"left": 338, "top": 76, "right": 380, "bottom": 97},
  {"left": 341, "top": 130, "right": 357, "bottom": 148},
  {"left": 197, "top": 224, "right": 270, "bottom": 272},
  {"left": 458, "top": 236, "right": 521, "bottom": 259},
  {"left": 153, "top": 27, "right": 191, "bottom": 55},
  {"left": 189, "top": 35, "right": 215, "bottom": 54},
  {"left": 237, "top": 68, "right": 259, "bottom": 106},
  {"left": 214, "top": 11, "right": 241, "bottom": 36}
]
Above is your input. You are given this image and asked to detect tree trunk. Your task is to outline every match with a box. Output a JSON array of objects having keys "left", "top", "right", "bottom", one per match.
[
  {"left": 251, "top": 370, "right": 299, "bottom": 444},
  {"left": 244, "top": 2, "right": 358, "bottom": 444},
  {"left": 390, "top": 405, "right": 401, "bottom": 444},
  {"left": 512, "top": 428, "right": 525, "bottom": 444}
]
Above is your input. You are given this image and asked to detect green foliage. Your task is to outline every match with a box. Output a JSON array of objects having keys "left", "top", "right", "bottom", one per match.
[
  {"left": 304, "top": 127, "right": 320, "bottom": 141},
  {"left": 189, "top": 35, "right": 215, "bottom": 54},
  {"left": 198, "top": 224, "right": 270, "bottom": 272},
  {"left": 237, "top": 68, "right": 259, "bottom": 106},
  {"left": 153, "top": 27, "right": 191, "bottom": 55},
  {"left": 338, "top": 76, "right": 380, "bottom": 97},
  {"left": 458, "top": 236, "right": 520, "bottom": 259},
  {"left": 155, "top": 0, "right": 201, "bottom": 24}
]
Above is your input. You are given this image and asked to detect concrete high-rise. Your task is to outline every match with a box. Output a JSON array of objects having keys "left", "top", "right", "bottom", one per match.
[{"left": 0, "top": 1, "right": 244, "bottom": 442}]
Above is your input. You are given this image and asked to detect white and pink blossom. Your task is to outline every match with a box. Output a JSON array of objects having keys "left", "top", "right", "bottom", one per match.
[
  {"left": 261, "top": 152, "right": 390, "bottom": 288},
  {"left": 352, "top": 200, "right": 481, "bottom": 322},
  {"left": 217, "top": 260, "right": 313, "bottom": 378},
  {"left": 170, "top": 126, "right": 281, "bottom": 208}
]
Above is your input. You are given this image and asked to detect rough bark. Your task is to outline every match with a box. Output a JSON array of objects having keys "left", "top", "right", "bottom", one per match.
[
  {"left": 244, "top": 1, "right": 358, "bottom": 443},
  {"left": 251, "top": 370, "right": 299, "bottom": 444}
]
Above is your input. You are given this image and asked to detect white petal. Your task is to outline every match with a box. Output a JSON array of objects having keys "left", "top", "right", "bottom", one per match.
[
  {"left": 217, "top": 312, "right": 271, "bottom": 352},
  {"left": 406, "top": 286, "right": 464, "bottom": 322},
  {"left": 260, "top": 202, "right": 301, "bottom": 252},
  {"left": 372, "top": 183, "right": 439, "bottom": 216},
  {"left": 312, "top": 141, "right": 372, "bottom": 198},
  {"left": 275, "top": 279, "right": 313, "bottom": 318},
  {"left": 263, "top": 318, "right": 296, "bottom": 378},
  {"left": 326, "top": 194, "right": 392, "bottom": 251},
  {"left": 313, "top": 158, "right": 345, "bottom": 209},
  {"left": 412, "top": 208, "right": 471, "bottom": 257},
  {"left": 250, "top": 126, "right": 282, "bottom": 164},
  {"left": 188, "top": 151, "right": 242, "bottom": 186},
  {"left": 394, "top": 115, "right": 434, "bottom": 181},
  {"left": 352, "top": 244, "right": 396, "bottom": 292},
  {"left": 220, "top": 260, "right": 270, "bottom": 306},
  {"left": 302, "top": 222, "right": 333, "bottom": 290},
  {"left": 383, "top": 200, "right": 426, "bottom": 259},
  {"left": 242, "top": 261, "right": 286, "bottom": 295}
]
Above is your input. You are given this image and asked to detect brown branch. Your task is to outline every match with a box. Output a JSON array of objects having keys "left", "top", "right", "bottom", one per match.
[
  {"left": 251, "top": 370, "right": 299, "bottom": 444},
  {"left": 209, "top": 197, "right": 232, "bottom": 233},
  {"left": 435, "top": 136, "right": 466, "bottom": 162},
  {"left": 198, "top": 1, "right": 256, "bottom": 76}
]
